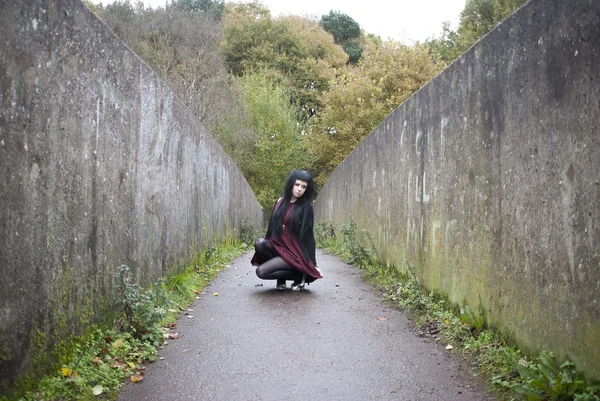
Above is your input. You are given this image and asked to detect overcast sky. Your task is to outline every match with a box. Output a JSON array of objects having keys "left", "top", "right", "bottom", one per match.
[{"left": 94, "top": 0, "right": 466, "bottom": 42}]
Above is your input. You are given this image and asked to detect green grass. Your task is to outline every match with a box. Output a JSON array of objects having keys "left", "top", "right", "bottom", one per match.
[{"left": 3, "top": 240, "right": 250, "bottom": 401}]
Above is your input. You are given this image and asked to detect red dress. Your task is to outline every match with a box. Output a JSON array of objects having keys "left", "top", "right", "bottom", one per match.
[{"left": 254, "top": 202, "right": 323, "bottom": 281}]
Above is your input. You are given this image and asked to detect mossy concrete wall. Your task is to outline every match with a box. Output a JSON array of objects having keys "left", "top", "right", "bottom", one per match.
[
  {"left": 0, "top": 0, "right": 263, "bottom": 393},
  {"left": 314, "top": 0, "right": 600, "bottom": 379}
]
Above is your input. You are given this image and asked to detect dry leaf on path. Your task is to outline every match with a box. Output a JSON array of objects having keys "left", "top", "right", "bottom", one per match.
[
  {"left": 130, "top": 372, "right": 145, "bottom": 383},
  {"left": 212, "top": 292, "right": 219, "bottom": 296},
  {"left": 376, "top": 317, "right": 387, "bottom": 321}
]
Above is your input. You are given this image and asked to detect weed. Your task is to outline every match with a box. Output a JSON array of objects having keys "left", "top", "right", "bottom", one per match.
[
  {"left": 459, "top": 295, "right": 487, "bottom": 337},
  {"left": 314, "top": 220, "right": 337, "bottom": 250},
  {"left": 239, "top": 216, "right": 260, "bottom": 246},
  {"left": 115, "top": 265, "right": 169, "bottom": 346},
  {"left": 499, "top": 352, "right": 600, "bottom": 401},
  {"left": 339, "top": 218, "right": 374, "bottom": 268}
]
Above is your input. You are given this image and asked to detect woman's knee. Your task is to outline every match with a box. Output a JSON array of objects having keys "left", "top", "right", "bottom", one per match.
[
  {"left": 255, "top": 265, "right": 268, "bottom": 279},
  {"left": 254, "top": 238, "right": 267, "bottom": 251}
]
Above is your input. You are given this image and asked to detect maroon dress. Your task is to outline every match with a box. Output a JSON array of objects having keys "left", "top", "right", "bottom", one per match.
[{"left": 253, "top": 201, "right": 323, "bottom": 280}]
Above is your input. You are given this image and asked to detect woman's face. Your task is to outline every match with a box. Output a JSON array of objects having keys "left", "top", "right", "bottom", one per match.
[{"left": 291, "top": 179, "right": 308, "bottom": 202}]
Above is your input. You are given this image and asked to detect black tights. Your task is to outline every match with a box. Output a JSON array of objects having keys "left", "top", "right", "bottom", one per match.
[{"left": 254, "top": 238, "right": 302, "bottom": 282}]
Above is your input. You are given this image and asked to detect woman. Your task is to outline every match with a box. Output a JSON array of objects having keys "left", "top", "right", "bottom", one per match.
[{"left": 251, "top": 170, "right": 323, "bottom": 291}]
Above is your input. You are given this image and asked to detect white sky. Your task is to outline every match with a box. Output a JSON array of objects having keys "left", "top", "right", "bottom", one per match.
[{"left": 95, "top": 0, "right": 466, "bottom": 43}]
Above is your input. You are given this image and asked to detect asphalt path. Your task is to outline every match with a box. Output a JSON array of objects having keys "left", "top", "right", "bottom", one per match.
[{"left": 118, "top": 250, "right": 496, "bottom": 401}]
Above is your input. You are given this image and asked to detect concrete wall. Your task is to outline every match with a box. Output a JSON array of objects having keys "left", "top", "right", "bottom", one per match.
[
  {"left": 0, "top": 0, "right": 263, "bottom": 392},
  {"left": 314, "top": 0, "right": 600, "bottom": 378}
]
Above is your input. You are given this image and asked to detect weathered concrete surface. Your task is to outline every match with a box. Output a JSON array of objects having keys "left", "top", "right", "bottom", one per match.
[
  {"left": 118, "top": 250, "right": 495, "bottom": 401},
  {"left": 314, "top": 0, "right": 600, "bottom": 378},
  {"left": 0, "top": 0, "right": 262, "bottom": 393}
]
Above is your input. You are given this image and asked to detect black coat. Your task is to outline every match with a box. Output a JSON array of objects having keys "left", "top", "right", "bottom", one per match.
[{"left": 264, "top": 199, "right": 317, "bottom": 267}]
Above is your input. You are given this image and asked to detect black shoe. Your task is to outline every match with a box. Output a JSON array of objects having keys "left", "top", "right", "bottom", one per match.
[
  {"left": 276, "top": 279, "right": 286, "bottom": 291},
  {"left": 291, "top": 274, "right": 306, "bottom": 291}
]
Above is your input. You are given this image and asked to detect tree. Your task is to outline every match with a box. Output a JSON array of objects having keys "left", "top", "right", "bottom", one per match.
[
  {"left": 222, "top": 2, "right": 347, "bottom": 120},
  {"left": 230, "top": 73, "right": 314, "bottom": 209},
  {"left": 320, "top": 10, "right": 363, "bottom": 63},
  {"left": 427, "top": 0, "right": 527, "bottom": 63},
  {"left": 425, "top": 21, "right": 460, "bottom": 63},
  {"left": 174, "top": 0, "right": 225, "bottom": 18},
  {"left": 94, "top": 0, "right": 253, "bottom": 163},
  {"left": 308, "top": 38, "right": 445, "bottom": 187}
]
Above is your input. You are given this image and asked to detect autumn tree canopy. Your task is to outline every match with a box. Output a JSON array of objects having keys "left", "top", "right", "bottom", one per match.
[{"left": 86, "top": 0, "right": 493, "bottom": 200}]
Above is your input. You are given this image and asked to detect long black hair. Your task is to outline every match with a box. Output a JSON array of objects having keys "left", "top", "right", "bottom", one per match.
[{"left": 269, "top": 169, "right": 315, "bottom": 240}]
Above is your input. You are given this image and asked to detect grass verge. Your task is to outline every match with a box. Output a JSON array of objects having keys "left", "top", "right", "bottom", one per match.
[{"left": 3, "top": 240, "right": 250, "bottom": 401}]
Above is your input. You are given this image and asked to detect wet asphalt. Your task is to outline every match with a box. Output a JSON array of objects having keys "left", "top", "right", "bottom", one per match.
[{"left": 118, "top": 250, "right": 496, "bottom": 401}]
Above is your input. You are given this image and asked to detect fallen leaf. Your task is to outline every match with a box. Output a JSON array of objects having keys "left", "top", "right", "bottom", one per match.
[
  {"left": 127, "top": 361, "right": 136, "bottom": 370},
  {"left": 60, "top": 367, "right": 73, "bottom": 377},
  {"left": 446, "top": 345, "right": 454, "bottom": 350},
  {"left": 186, "top": 315, "right": 194, "bottom": 319},
  {"left": 91, "top": 357, "right": 101, "bottom": 365},
  {"left": 166, "top": 322, "right": 177, "bottom": 328},
  {"left": 167, "top": 333, "right": 180, "bottom": 339},
  {"left": 92, "top": 385, "right": 103, "bottom": 395},
  {"left": 212, "top": 292, "right": 219, "bottom": 296},
  {"left": 159, "top": 357, "right": 165, "bottom": 360},
  {"left": 113, "top": 360, "right": 126, "bottom": 369},
  {"left": 376, "top": 317, "right": 388, "bottom": 321},
  {"left": 111, "top": 338, "right": 125, "bottom": 349},
  {"left": 130, "top": 372, "right": 145, "bottom": 383},
  {"left": 137, "top": 357, "right": 143, "bottom": 364}
]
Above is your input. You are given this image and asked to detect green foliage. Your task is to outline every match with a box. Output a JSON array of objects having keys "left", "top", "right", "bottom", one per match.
[
  {"left": 320, "top": 10, "right": 363, "bottom": 63},
  {"left": 239, "top": 216, "right": 260, "bottom": 247},
  {"left": 314, "top": 220, "right": 337, "bottom": 250},
  {"left": 174, "top": 0, "right": 225, "bottom": 18},
  {"left": 342, "top": 40, "right": 364, "bottom": 64},
  {"left": 223, "top": 3, "right": 347, "bottom": 119},
  {"left": 425, "top": 21, "right": 460, "bottom": 63},
  {"left": 427, "top": 0, "right": 526, "bottom": 63},
  {"left": 115, "top": 265, "right": 170, "bottom": 346},
  {"left": 339, "top": 218, "right": 375, "bottom": 268},
  {"left": 308, "top": 38, "right": 444, "bottom": 186},
  {"left": 230, "top": 72, "right": 313, "bottom": 209},
  {"left": 10, "top": 329, "right": 156, "bottom": 401},
  {"left": 502, "top": 352, "right": 600, "bottom": 401},
  {"left": 320, "top": 10, "right": 361, "bottom": 44},
  {"left": 459, "top": 295, "right": 487, "bottom": 336}
]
